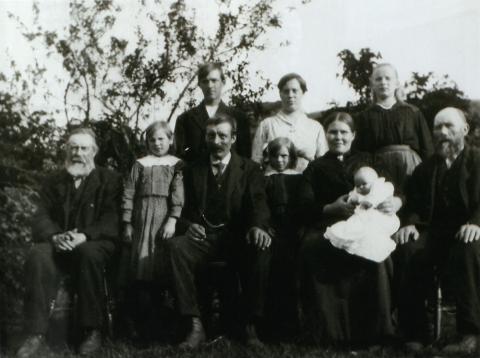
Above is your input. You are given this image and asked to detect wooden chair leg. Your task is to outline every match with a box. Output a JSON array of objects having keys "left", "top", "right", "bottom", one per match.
[
  {"left": 103, "top": 269, "right": 114, "bottom": 339},
  {"left": 433, "top": 272, "right": 442, "bottom": 341}
]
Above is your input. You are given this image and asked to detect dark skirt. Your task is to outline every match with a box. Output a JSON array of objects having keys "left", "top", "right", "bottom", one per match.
[
  {"left": 375, "top": 145, "right": 421, "bottom": 191},
  {"left": 299, "top": 229, "right": 394, "bottom": 346}
]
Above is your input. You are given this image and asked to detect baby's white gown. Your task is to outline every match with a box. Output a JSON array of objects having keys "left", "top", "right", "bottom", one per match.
[{"left": 324, "top": 177, "right": 399, "bottom": 262}]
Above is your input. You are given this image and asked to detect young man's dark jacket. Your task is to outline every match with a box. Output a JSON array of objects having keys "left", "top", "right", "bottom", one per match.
[{"left": 174, "top": 101, "right": 251, "bottom": 162}]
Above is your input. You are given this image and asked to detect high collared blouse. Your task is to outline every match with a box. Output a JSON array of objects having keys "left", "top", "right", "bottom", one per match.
[{"left": 251, "top": 110, "right": 327, "bottom": 172}]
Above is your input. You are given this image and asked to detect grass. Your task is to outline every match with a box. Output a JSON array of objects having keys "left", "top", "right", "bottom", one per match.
[
  {"left": 1, "top": 298, "right": 463, "bottom": 357},
  {"left": 0, "top": 337, "right": 457, "bottom": 358}
]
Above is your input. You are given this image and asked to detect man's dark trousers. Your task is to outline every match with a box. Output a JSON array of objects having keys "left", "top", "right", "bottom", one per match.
[
  {"left": 24, "top": 240, "right": 116, "bottom": 334},
  {"left": 163, "top": 233, "right": 271, "bottom": 324}
]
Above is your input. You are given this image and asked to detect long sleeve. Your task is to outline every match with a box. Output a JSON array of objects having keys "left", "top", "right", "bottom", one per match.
[
  {"left": 315, "top": 123, "right": 328, "bottom": 158},
  {"left": 121, "top": 161, "right": 141, "bottom": 223},
  {"left": 251, "top": 121, "right": 267, "bottom": 164},
  {"left": 168, "top": 160, "right": 185, "bottom": 219},
  {"left": 246, "top": 163, "right": 271, "bottom": 230},
  {"left": 297, "top": 164, "right": 325, "bottom": 225},
  {"left": 174, "top": 113, "right": 186, "bottom": 159},
  {"left": 31, "top": 179, "right": 64, "bottom": 242}
]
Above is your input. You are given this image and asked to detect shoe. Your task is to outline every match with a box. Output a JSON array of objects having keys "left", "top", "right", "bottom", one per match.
[
  {"left": 443, "top": 334, "right": 478, "bottom": 354},
  {"left": 245, "top": 323, "right": 264, "bottom": 348},
  {"left": 179, "top": 317, "right": 206, "bottom": 349},
  {"left": 78, "top": 329, "right": 102, "bottom": 356},
  {"left": 16, "top": 335, "right": 45, "bottom": 358},
  {"left": 404, "top": 341, "right": 424, "bottom": 352}
]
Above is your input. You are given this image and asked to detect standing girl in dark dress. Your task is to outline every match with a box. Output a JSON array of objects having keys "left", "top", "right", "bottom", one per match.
[
  {"left": 299, "top": 112, "right": 401, "bottom": 347},
  {"left": 354, "top": 63, "right": 433, "bottom": 190},
  {"left": 263, "top": 137, "right": 303, "bottom": 339}
]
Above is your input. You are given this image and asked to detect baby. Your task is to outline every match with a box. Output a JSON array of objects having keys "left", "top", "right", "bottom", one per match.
[{"left": 324, "top": 166, "right": 399, "bottom": 262}]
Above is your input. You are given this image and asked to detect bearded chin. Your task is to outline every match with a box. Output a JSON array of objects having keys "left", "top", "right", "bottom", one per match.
[
  {"left": 65, "top": 159, "right": 95, "bottom": 178},
  {"left": 436, "top": 140, "right": 462, "bottom": 159}
]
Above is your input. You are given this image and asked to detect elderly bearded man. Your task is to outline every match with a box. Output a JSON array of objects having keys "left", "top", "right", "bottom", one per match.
[
  {"left": 394, "top": 108, "right": 480, "bottom": 354},
  {"left": 16, "top": 128, "right": 122, "bottom": 357}
]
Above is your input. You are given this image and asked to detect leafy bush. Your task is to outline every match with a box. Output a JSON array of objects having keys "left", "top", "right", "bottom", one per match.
[{"left": 0, "top": 186, "right": 38, "bottom": 327}]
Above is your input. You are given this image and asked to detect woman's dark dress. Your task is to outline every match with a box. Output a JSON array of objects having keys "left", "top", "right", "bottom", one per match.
[
  {"left": 299, "top": 151, "right": 394, "bottom": 346},
  {"left": 354, "top": 102, "right": 433, "bottom": 190},
  {"left": 265, "top": 172, "right": 303, "bottom": 337}
]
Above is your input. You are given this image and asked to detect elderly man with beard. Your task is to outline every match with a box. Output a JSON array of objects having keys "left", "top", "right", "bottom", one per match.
[
  {"left": 164, "top": 114, "right": 271, "bottom": 349},
  {"left": 394, "top": 107, "right": 480, "bottom": 354},
  {"left": 16, "top": 128, "right": 122, "bottom": 358}
]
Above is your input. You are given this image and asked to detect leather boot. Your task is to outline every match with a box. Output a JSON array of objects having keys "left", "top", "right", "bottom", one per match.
[
  {"left": 78, "top": 329, "right": 102, "bottom": 356},
  {"left": 16, "top": 334, "right": 45, "bottom": 358},
  {"left": 245, "top": 323, "right": 264, "bottom": 347},
  {"left": 443, "top": 334, "right": 478, "bottom": 354},
  {"left": 179, "top": 316, "right": 206, "bottom": 349}
]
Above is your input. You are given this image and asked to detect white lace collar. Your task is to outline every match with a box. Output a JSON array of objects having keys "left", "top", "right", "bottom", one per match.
[{"left": 137, "top": 155, "right": 180, "bottom": 167}]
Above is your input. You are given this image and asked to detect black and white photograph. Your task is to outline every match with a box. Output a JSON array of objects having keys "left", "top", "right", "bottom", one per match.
[{"left": 1, "top": 0, "right": 480, "bottom": 357}]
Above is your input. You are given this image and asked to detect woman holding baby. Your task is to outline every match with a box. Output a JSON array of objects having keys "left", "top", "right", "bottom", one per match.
[{"left": 298, "top": 111, "right": 402, "bottom": 347}]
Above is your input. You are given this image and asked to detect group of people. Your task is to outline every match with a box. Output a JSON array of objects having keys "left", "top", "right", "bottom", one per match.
[{"left": 15, "top": 61, "right": 480, "bottom": 357}]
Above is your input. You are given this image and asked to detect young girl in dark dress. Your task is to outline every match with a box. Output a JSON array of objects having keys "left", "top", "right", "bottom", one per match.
[
  {"left": 354, "top": 63, "right": 433, "bottom": 191},
  {"left": 263, "top": 137, "right": 303, "bottom": 339}
]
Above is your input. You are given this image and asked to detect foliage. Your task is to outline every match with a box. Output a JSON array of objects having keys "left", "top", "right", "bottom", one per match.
[
  {"left": 0, "top": 186, "right": 37, "bottom": 326},
  {"left": 336, "top": 48, "right": 383, "bottom": 106},
  {"left": 0, "top": 63, "right": 61, "bottom": 186},
  {"left": 405, "top": 72, "right": 470, "bottom": 129},
  {"left": 10, "top": 0, "right": 282, "bottom": 127},
  {"left": 6, "top": 0, "right": 286, "bottom": 174}
]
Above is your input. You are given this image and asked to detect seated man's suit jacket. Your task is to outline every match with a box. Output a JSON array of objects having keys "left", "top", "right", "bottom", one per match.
[
  {"left": 177, "top": 152, "right": 270, "bottom": 240},
  {"left": 404, "top": 145, "right": 480, "bottom": 229},
  {"left": 32, "top": 167, "right": 122, "bottom": 242}
]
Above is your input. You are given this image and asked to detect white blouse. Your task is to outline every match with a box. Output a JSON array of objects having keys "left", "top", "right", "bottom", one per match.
[{"left": 251, "top": 110, "right": 327, "bottom": 172}]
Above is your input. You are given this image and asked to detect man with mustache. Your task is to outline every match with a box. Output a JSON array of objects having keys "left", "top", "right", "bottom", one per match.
[
  {"left": 17, "top": 128, "right": 121, "bottom": 357},
  {"left": 394, "top": 107, "right": 480, "bottom": 353},
  {"left": 174, "top": 62, "right": 251, "bottom": 162},
  {"left": 164, "top": 114, "right": 271, "bottom": 349}
]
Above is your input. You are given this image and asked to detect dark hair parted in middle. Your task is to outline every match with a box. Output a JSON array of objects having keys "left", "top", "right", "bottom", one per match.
[
  {"left": 323, "top": 111, "right": 356, "bottom": 132},
  {"left": 267, "top": 137, "right": 298, "bottom": 170},
  {"left": 277, "top": 73, "right": 308, "bottom": 93},
  {"left": 197, "top": 62, "right": 226, "bottom": 82},
  {"left": 206, "top": 113, "right": 237, "bottom": 135}
]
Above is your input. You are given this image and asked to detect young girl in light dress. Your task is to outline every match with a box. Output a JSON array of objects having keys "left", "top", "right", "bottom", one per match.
[
  {"left": 122, "top": 120, "right": 184, "bottom": 282},
  {"left": 324, "top": 166, "right": 399, "bottom": 263},
  {"left": 120, "top": 121, "right": 184, "bottom": 339}
]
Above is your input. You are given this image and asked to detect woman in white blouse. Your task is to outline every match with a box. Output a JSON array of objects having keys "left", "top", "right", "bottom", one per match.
[{"left": 252, "top": 73, "right": 327, "bottom": 172}]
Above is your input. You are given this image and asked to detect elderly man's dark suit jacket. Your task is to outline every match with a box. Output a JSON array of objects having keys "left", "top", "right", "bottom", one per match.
[
  {"left": 398, "top": 145, "right": 480, "bottom": 338},
  {"left": 174, "top": 101, "right": 251, "bottom": 162},
  {"left": 32, "top": 167, "right": 122, "bottom": 242},
  {"left": 177, "top": 152, "right": 270, "bottom": 238},
  {"left": 404, "top": 145, "right": 480, "bottom": 229}
]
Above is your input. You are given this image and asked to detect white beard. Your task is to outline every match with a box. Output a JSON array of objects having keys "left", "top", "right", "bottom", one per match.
[{"left": 65, "top": 160, "right": 95, "bottom": 178}]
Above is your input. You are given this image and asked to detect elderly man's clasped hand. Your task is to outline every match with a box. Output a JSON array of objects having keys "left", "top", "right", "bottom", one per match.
[{"left": 51, "top": 229, "right": 87, "bottom": 251}]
